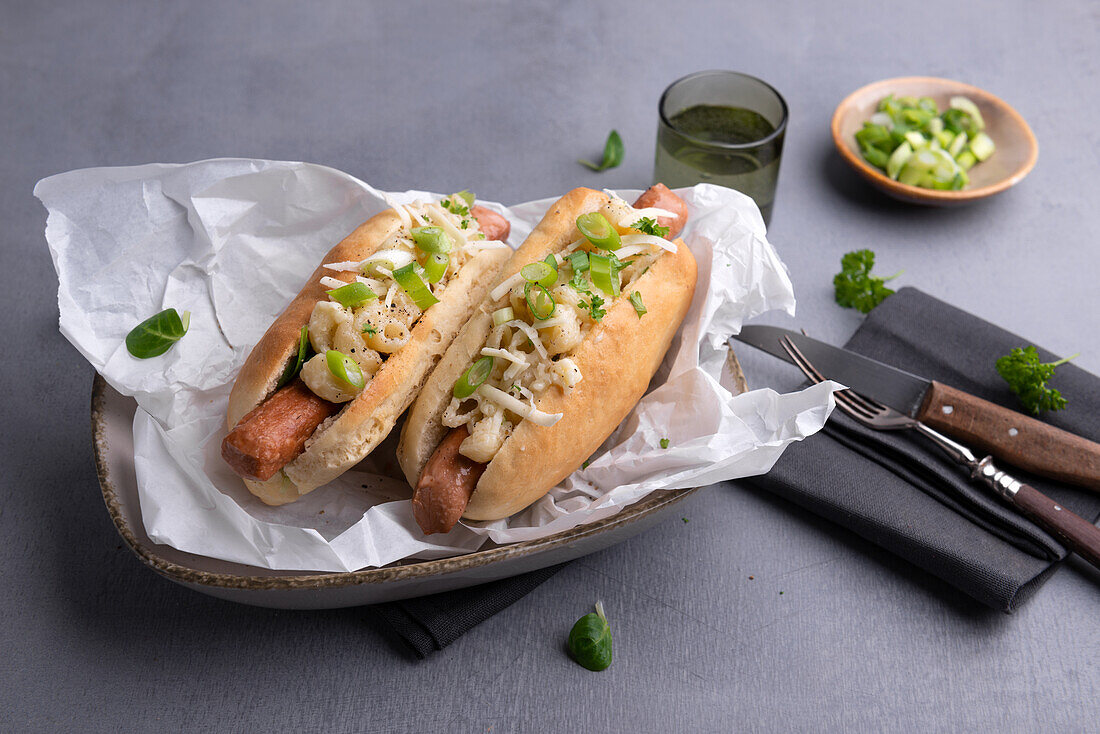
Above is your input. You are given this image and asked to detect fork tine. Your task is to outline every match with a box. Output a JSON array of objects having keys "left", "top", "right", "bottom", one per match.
[
  {"left": 837, "top": 388, "right": 881, "bottom": 414},
  {"left": 780, "top": 336, "right": 877, "bottom": 422},
  {"left": 779, "top": 336, "right": 827, "bottom": 384}
]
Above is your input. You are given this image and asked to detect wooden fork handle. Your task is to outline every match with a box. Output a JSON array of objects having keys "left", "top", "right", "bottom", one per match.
[
  {"left": 918, "top": 381, "right": 1100, "bottom": 491},
  {"left": 1011, "top": 484, "right": 1100, "bottom": 570}
]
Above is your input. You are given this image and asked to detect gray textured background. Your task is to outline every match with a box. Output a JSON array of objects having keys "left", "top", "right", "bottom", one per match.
[{"left": 3, "top": 1, "right": 1099, "bottom": 732}]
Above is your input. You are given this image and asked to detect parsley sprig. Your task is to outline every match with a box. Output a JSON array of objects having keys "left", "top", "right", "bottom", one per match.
[
  {"left": 579, "top": 292, "right": 606, "bottom": 321},
  {"left": 833, "top": 249, "right": 902, "bottom": 313},
  {"left": 441, "top": 190, "right": 473, "bottom": 217},
  {"left": 995, "top": 346, "right": 1077, "bottom": 414},
  {"left": 631, "top": 217, "right": 669, "bottom": 238}
]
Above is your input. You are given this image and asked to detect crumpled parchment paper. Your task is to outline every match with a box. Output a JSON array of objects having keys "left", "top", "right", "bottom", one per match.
[{"left": 37, "top": 158, "right": 837, "bottom": 571}]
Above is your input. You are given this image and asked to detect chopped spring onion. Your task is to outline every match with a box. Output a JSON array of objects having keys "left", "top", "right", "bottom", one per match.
[
  {"left": 524, "top": 281, "right": 556, "bottom": 320},
  {"left": 543, "top": 254, "right": 559, "bottom": 286},
  {"left": 897, "top": 148, "right": 968, "bottom": 190},
  {"left": 949, "top": 96, "right": 985, "bottom": 130},
  {"left": 423, "top": 252, "right": 449, "bottom": 283},
  {"left": 361, "top": 248, "right": 415, "bottom": 276},
  {"left": 327, "top": 281, "right": 378, "bottom": 308},
  {"left": 576, "top": 212, "right": 621, "bottom": 250},
  {"left": 492, "top": 306, "right": 515, "bottom": 326},
  {"left": 411, "top": 226, "right": 453, "bottom": 254},
  {"left": 454, "top": 356, "right": 493, "bottom": 399},
  {"left": 970, "top": 132, "right": 995, "bottom": 161},
  {"left": 947, "top": 131, "right": 968, "bottom": 158},
  {"left": 392, "top": 262, "right": 440, "bottom": 309},
  {"left": 629, "top": 291, "right": 647, "bottom": 318},
  {"left": 869, "top": 111, "right": 893, "bottom": 129},
  {"left": 276, "top": 326, "right": 311, "bottom": 388},
  {"left": 326, "top": 349, "right": 365, "bottom": 389},
  {"left": 886, "top": 141, "right": 913, "bottom": 180},
  {"left": 588, "top": 253, "right": 620, "bottom": 297},
  {"left": 855, "top": 93, "right": 992, "bottom": 191},
  {"left": 568, "top": 250, "right": 590, "bottom": 274},
  {"left": 903, "top": 130, "right": 925, "bottom": 149},
  {"left": 521, "top": 261, "right": 557, "bottom": 289},
  {"left": 862, "top": 147, "right": 889, "bottom": 169}
]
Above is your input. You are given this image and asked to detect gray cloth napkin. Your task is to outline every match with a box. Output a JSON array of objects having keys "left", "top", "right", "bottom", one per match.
[
  {"left": 370, "top": 564, "right": 566, "bottom": 658},
  {"left": 746, "top": 287, "right": 1100, "bottom": 611}
]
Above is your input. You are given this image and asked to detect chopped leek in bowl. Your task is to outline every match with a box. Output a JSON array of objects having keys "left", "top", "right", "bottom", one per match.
[{"left": 854, "top": 94, "right": 995, "bottom": 190}]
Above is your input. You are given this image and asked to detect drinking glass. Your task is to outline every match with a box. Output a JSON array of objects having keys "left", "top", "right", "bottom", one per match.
[{"left": 655, "top": 70, "right": 789, "bottom": 225}]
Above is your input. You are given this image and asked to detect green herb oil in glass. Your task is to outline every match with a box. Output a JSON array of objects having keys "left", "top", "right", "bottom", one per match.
[{"left": 655, "top": 104, "right": 783, "bottom": 223}]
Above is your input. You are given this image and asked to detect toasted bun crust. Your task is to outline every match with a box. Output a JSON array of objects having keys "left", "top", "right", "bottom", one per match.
[
  {"left": 396, "top": 187, "right": 697, "bottom": 521},
  {"left": 227, "top": 209, "right": 511, "bottom": 504}
]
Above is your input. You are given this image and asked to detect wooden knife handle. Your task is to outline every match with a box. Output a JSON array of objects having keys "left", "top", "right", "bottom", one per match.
[
  {"left": 918, "top": 381, "right": 1100, "bottom": 491},
  {"left": 1011, "top": 484, "right": 1100, "bottom": 570}
]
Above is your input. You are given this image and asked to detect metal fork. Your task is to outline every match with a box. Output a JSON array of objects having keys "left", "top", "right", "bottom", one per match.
[{"left": 779, "top": 336, "right": 1100, "bottom": 571}]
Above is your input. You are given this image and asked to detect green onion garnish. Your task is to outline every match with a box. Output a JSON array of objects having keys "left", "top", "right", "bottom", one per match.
[
  {"left": 392, "top": 263, "right": 440, "bottom": 310},
  {"left": 588, "top": 253, "right": 620, "bottom": 297},
  {"left": 276, "top": 325, "right": 311, "bottom": 388},
  {"left": 855, "top": 94, "right": 992, "bottom": 191},
  {"left": 125, "top": 308, "right": 190, "bottom": 359},
  {"left": 361, "top": 258, "right": 396, "bottom": 277},
  {"left": 524, "top": 282, "right": 556, "bottom": 320},
  {"left": 327, "top": 281, "right": 377, "bottom": 308},
  {"left": 423, "top": 252, "right": 449, "bottom": 283},
  {"left": 568, "top": 250, "right": 590, "bottom": 273},
  {"left": 326, "top": 349, "right": 365, "bottom": 389},
  {"left": 543, "top": 254, "right": 559, "bottom": 287},
  {"left": 629, "top": 291, "right": 647, "bottom": 318},
  {"left": 520, "top": 261, "right": 557, "bottom": 290},
  {"left": 492, "top": 306, "right": 514, "bottom": 326},
  {"left": 453, "top": 356, "right": 494, "bottom": 399},
  {"left": 411, "top": 226, "right": 453, "bottom": 254},
  {"left": 576, "top": 212, "right": 621, "bottom": 251}
]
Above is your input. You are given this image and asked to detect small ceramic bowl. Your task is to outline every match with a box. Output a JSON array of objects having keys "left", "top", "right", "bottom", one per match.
[{"left": 831, "top": 76, "right": 1037, "bottom": 205}]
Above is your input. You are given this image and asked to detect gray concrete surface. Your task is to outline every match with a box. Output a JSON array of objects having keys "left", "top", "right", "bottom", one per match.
[{"left": 2, "top": 1, "right": 1098, "bottom": 731}]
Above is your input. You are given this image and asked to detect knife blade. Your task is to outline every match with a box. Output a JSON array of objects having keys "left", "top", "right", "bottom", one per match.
[{"left": 733, "top": 324, "right": 1100, "bottom": 491}]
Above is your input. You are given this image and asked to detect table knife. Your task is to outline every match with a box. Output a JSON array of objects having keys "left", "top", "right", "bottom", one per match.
[{"left": 733, "top": 325, "right": 1100, "bottom": 490}]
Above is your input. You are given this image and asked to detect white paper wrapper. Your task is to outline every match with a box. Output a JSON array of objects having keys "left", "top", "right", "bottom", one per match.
[{"left": 37, "top": 158, "right": 837, "bottom": 572}]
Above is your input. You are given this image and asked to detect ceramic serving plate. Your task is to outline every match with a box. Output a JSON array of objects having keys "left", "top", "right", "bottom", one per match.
[
  {"left": 832, "top": 76, "right": 1038, "bottom": 205},
  {"left": 92, "top": 358, "right": 746, "bottom": 609}
]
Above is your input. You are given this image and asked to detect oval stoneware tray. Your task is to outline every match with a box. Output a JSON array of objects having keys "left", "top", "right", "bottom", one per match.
[{"left": 92, "top": 354, "right": 747, "bottom": 609}]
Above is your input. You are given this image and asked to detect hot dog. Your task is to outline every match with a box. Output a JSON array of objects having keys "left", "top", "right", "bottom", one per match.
[
  {"left": 397, "top": 185, "right": 696, "bottom": 533},
  {"left": 222, "top": 193, "right": 513, "bottom": 505}
]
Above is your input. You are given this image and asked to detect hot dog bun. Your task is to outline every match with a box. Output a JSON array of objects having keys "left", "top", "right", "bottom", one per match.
[
  {"left": 227, "top": 207, "right": 511, "bottom": 505},
  {"left": 396, "top": 187, "right": 697, "bottom": 521}
]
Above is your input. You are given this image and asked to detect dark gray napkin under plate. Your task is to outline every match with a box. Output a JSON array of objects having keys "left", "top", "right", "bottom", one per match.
[
  {"left": 746, "top": 287, "right": 1100, "bottom": 611},
  {"left": 370, "top": 564, "right": 566, "bottom": 658}
]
